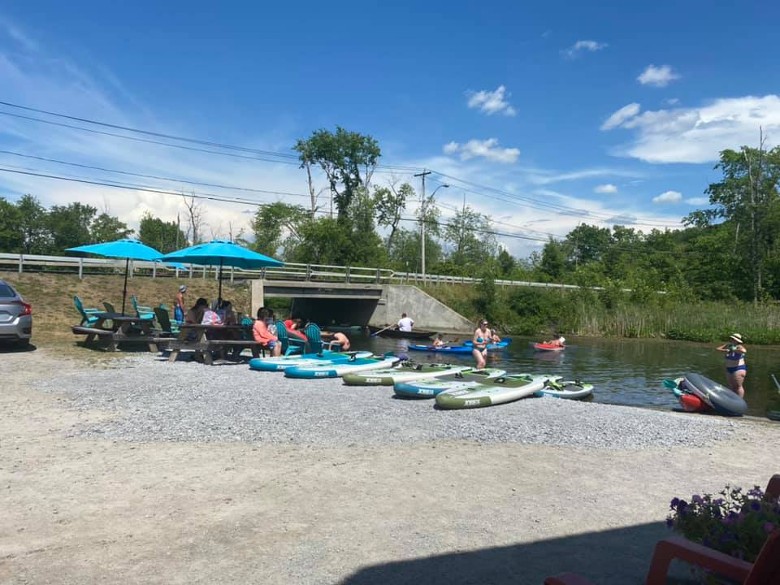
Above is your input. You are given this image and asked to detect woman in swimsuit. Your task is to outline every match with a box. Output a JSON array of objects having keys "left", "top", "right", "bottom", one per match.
[
  {"left": 472, "top": 319, "right": 499, "bottom": 369},
  {"left": 716, "top": 333, "right": 747, "bottom": 397}
]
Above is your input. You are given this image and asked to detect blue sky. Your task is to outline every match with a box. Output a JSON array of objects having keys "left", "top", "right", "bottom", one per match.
[{"left": 1, "top": 1, "right": 778, "bottom": 258}]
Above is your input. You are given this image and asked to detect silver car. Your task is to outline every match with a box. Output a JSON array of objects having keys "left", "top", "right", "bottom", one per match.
[{"left": 0, "top": 279, "right": 32, "bottom": 348}]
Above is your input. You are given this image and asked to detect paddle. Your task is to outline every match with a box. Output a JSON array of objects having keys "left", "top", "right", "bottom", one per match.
[
  {"left": 371, "top": 324, "right": 395, "bottom": 337},
  {"left": 771, "top": 374, "right": 780, "bottom": 394}
]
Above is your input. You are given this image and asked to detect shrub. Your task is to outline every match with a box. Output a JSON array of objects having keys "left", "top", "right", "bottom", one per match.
[{"left": 667, "top": 483, "right": 780, "bottom": 563}]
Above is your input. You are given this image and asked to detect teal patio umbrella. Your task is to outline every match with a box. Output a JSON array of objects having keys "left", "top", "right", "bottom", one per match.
[
  {"left": 160, "top": 239, "right": 284, "bottom": 301},
  {"left": 66, "top": 238, "right": 164, "bottom": 315}
]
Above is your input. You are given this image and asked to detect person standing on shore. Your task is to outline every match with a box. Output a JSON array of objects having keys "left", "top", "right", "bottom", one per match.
[
  {"left": 174, "top": 285, "right": 187, "bottom": 323},
  {"left": 716, "top": 333, "right": 747, "bottom": 397},
  {"left": 397, "top": 313, "right": 414, "bottom": 332}
]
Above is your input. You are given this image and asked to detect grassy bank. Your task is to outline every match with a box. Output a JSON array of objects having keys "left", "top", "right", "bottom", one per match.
[
  {"left": 3, "top": 272, "right": 253, "bottom": 342},
  {"left": 422, "top": 281, "right": 780, "bottom": 345}
]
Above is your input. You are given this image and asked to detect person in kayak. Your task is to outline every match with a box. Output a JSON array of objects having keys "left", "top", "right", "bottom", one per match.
[
  {"left": 543, "top": 335, "right": 566, "bottom": 348},
  {"left": 716, "top": 333, "right": 747, "bottom": 397},
  {"left": 397, "top": 313, "right": 414, "bottom": 332}
]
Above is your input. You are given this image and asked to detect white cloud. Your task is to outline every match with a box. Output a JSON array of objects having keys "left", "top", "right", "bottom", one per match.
[
  {"left": 638, "top": 64, "right": 680, "bottom": 87},
  {"left": 653, "top": 190, "right": 682, "bottom": 204},
  {"left": 594, "top": 183, "right": 618, "bottom": 194},
  {"left": 602, "top": 95, "right": 780, "bottom": 163},
  {"left": 685, "top": 197, "right": 709, "bottom": 205},
  {"left": 562, "top": 40, "right": 607, "bottom": 58},
  {"left": 442, "top": 138, "right": 520, "bottom": 164},
  {"left": 601, "top": 103, "right": 641, "bottom": 130},
  {"left": 466, "top": 85, "right": 516, "bottom": 116}
]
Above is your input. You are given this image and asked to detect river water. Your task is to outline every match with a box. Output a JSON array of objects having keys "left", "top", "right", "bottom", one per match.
[{"left": 352, "top": 332, "right": 779, "bottom": 417}]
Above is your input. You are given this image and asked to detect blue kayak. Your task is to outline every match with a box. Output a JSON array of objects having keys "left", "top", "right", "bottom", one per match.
[{"left": 407, "top": 339, "right": 511, "bottom": 354}]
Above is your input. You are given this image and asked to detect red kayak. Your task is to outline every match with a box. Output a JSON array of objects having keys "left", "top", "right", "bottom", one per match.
[{"left": 531, "top": 342, "right": 565, "bottom": 352}]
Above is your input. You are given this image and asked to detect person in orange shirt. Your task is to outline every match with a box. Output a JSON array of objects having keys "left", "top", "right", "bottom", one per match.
[
  {"left": 253, "top": 307, "right": 281, "bottom": 356},
  {"left": 284, "top": 313, "right": 308, "bottom": 342}
]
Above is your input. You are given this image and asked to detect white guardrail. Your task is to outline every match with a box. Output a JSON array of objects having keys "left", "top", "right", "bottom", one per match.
[{"left": 0, "top": 252, "right": 584, "bottom": 290}]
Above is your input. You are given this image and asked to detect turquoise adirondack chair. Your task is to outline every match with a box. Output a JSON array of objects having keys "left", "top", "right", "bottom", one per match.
[
  {"left": 303, "top": 322, "right": 342, "bottom": 354},
  {"left": 73, "top": 296, "right": 102, "bottom": 326},
  {"left": 154, "top": 305, "right": 180, "bottom": 336},
  {"left": 275, "top": 320, "right": 305, "bottom": 356},
  {"left": 130, "top": 295, "right": 155, "bottom": 321}
]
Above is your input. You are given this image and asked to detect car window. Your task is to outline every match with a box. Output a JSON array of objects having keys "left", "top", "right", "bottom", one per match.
[{"left": 0, "top": 283, "right": 17, "bottom": 298}]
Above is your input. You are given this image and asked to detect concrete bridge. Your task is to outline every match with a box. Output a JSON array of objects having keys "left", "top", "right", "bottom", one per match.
[{"left": 251, "top": 280, "right": 474, "bottom": 333}]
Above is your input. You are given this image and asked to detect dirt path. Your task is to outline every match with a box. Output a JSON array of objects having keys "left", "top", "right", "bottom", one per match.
[{"left": 0, "top": 348, "right": 776, "bottom": 584}]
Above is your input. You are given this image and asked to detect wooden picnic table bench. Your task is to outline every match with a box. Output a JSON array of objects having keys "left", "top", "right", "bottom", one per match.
[
  {"left": 166, "top": 324, "right": 265, "bottom": 364},
  {"left": 71, "top": 312, "right": 160, "bottom": 352}
]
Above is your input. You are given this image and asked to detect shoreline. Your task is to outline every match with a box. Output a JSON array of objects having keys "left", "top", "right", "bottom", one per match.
[{"left": 1, "top": 348, "right": 776, "bottom": 584}]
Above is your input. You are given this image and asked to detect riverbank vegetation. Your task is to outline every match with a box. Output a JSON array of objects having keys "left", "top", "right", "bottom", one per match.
[{"left": 2, "top": 128, "right": 780, "bottom": 343}]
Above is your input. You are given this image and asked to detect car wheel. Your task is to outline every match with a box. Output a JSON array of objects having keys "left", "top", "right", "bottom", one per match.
[{"left": 16, "top": 339, "right": 30, "bottom": 349}]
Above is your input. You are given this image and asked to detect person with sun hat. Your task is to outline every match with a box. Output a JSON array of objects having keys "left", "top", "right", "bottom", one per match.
[{"left": 716, "top": 333, "right": 747, "bottom": 397}]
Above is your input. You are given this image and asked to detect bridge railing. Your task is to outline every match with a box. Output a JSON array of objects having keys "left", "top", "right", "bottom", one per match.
[{"left": 0, "top": 252, "right": 590, "bottom": 290}]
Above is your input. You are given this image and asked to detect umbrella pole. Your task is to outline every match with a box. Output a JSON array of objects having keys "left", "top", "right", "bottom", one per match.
[
  {"left": 121, "top": 257, "right": 129, "bottom": 315},
  {"left": 218, "top": 260, "right": 224, "bottom": 305}
]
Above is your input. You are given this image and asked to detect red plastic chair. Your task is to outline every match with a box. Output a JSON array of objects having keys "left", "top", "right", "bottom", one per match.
[{"left": 545, "top": 474, "right": 780, "bottom": 585}]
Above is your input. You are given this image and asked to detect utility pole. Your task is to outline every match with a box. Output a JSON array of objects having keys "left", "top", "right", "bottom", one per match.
[{"left": 414, "top": 169, "right": 431, "bottom": 281}]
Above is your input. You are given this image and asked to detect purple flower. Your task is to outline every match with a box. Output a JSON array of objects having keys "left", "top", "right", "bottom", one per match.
[
  {"left": 670, "top": 497, "right": 680, "bottom": 509},
  {"left": 692, "top": 494, "right": 703, "bottom": 504}
]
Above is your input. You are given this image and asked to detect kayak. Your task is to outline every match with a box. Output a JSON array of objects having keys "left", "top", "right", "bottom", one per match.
[
  {"left": 342, "top": 362, "right": 471, "bottom": 386},
  {"left": 463, "top": 338, "right": 512, "bottom": 347},
  {"left": 407, "top": 340, "right": 511, "bottom": 354},
  {"left": 284, "top": 355, "right": 401, "bottom": 379},
  {"left": 530, "top": 342, "right": 565, "bottom": 352},
  {"left": 249, "top": 350, "right": 372, "bottom": 372},
  {"left": 435, "top": 374, "right": 552, "bottom": 409},
  {"left": 534, "top": 379, "right": 593, "bottom": 399},
  {"left": 393, "top": 368, "right": 507, "bottom": 398},
  {"left": 664, "top": 377, "right": 710, "bottom": 412}
]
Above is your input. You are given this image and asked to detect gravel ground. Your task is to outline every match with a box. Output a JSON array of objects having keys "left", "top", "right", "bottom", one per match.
[{"left": 38, "top": 354, "right": 738, "bottom": 449}]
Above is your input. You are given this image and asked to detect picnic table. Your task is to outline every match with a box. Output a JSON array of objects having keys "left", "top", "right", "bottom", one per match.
[
  {"left": 166, "top": 323, "right": 266, "bottom": 365},
  {"left": 71, "top": 312, "right": 160, "bottom": 352}
]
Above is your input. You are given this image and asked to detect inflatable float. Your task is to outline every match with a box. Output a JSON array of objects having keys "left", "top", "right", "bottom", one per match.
[
  {"left": 530, "top": 342, "right": 565, "bottom": 352},
  {"left": 534, "top": 379, "right": 593, "bottom": 400},
  {"left": 663, "top": 374, "right": 747, "bottom": 416}
]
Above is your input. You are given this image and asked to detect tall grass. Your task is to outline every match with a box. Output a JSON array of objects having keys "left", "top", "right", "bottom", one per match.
[{"left": 424, "top": 282, "right": 780, "bottom": 345}]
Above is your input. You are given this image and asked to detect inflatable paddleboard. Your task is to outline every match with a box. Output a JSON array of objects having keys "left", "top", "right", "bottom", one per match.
[
  {"left": 249, "top": 351, "right": 372, "bottom": 372},
  {"left": 534, "top": 379, "right": 592, "bottom": 399},
  {"left": 393, "top": 368, "right": 507, "bottom": 398},
  {"left": 683, "top": 372, "right": 748, "bottom": 416},
  {"left": 342, "top": 363, "right": 471, "bottom": 386},
  {"left": 284, "top": 355, "right": 401, "bottom": 379},
  {"left": 435, "top": 374, "right": 550, "bottom": 409}
]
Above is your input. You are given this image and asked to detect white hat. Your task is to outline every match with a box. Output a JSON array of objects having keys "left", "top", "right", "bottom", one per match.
[
  {"left": 179, "top": 285, "right": 188, "bottom": 293},
  {"left": 729, "top": 333, "right": 743, "bottom": 344},
  {"left": 559, "top": 336, "right": 566, "bottom": 344}
]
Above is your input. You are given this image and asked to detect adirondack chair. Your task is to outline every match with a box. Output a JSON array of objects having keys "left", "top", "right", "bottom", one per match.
[
  {"left": 130, "top": 295, "right": 155, "bottom": 321},
  {"left": 73, "top": 296, "right": 102, "bottom": 326},
  {"left": 303, "top": 322, "right": 342, "bottom": 354},
  {"left": 275, "top": 320, "right": 305, "bottom": 356},
  {"left": 154, "top": 306, "right": 179, "bottom": 336},
  {"left": 545, "top": 474, "right": 780, "bottom": 585},
  {"left": 103, "top": 301, "right": 117, "bottom": 313}
]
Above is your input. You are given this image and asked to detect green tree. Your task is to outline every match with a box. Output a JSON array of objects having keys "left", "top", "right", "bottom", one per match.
[
  {"left": 293, "top": 127, "right": 381, "bottom": 220},
  {"left": 538, "top": 237, "right": 566, "bottom": 281},
  {"left": 0, "top": 197, "right": 23, "bottom": 252},
  {"left": 251, "top": 202, "right": 308, "bottom": 260},
  {"left": 442, "top": 205, "right": 495, "bottom": 270},
  {"left": 564, "top": 224, "right": 612, "bottom": 268},
  {"left": 374, "top": 182, "right": 413, "bottom": 251},
  {"left": 90, "top": 212, "right": 133, "bottom": 242},
  {"left": 138, "top": 213, "right": 187, "bottom": 253},
  {"left": 686, "top": 145, "right": 780, "bottom": 302},
  {"left": 16, "top": 194, "right": 50, "bottom": 254},
  {"left": 47, "top": 202, "right": 97, "bottom": 252}
]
